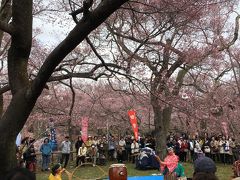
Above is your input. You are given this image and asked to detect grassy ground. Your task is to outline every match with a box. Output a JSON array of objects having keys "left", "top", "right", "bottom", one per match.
[{"left": 36, "top": 161, "right": 233, "bottom": 180}]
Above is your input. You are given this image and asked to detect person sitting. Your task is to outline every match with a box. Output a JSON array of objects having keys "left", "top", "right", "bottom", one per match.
[
  {"left": 76, "top": 143, "right": 87, "bottom": 166},
  {"left": 192, "top": 156, "right": 217, "bottom": 180},
  {"left": 48, "top": 163, "right": 65, "bottom": 180},
  {"left": 155, "top": 147, "right": 185, "bottom": 178}
]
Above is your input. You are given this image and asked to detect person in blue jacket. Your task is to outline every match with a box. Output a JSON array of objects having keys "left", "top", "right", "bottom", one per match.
[{"left": 40, "top": 138, "right": 52, "bottom": 171}]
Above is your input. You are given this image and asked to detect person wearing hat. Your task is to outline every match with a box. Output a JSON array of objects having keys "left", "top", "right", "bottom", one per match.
[
  {"left": 85, "top": 136, "right": 93, "bottom": 148},
  {"left": 193, "top": 156, "right": 218, "bottom": 180},
  {"left": 60, "top": 136, "right": 71, "bottom": 168},
  {"left": 48, "top": 163, "right": 65, "bottom": 180}
]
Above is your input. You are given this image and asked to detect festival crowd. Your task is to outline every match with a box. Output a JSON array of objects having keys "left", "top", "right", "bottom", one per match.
[
  {"left": 16, "top": 134, "right": 155, "bottom": 173},
  {"left": 15, "top": 132, "right": 240, "bottom": 179},
  {"left": 166, "top": 132, "right": 239, "bottom": 165}
]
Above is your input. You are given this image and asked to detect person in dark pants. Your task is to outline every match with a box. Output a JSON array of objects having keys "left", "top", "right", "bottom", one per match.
[
  {"left": 125, "top": 136, "right": 132, "bottom": 162},
  {"left": 40, "top": 138, "right": 52, "bottom": 171},
  {"left": 75, "top": 136, "right": 83, "bottom": 165},
  {"left": 108, "top": 137, "right": 116, "bottom": 161},
  {"left": 60, "top": 136, "right": 71, "bottom": 168},
  {"left": 131, "top": 139, "right": 139, "bottom": 164},
  {"left": 23, "top": 145, "right": 37, "bottom": 174},
  {"left": 75, "top": 136, "right": 83, "bottom": 153}
]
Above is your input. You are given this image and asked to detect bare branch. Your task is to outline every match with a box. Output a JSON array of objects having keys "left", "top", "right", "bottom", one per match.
[
  {"left": 0, "top": 20, "right": 12, "bottom": 34},
  {"left": 29, "top": 0, "right": 129, "bottom": 98},
  {"left": 0, "top": 85, "right": 10, "bottom": 94},
  {"left": 108, "top": 25, "right": 184, "bottom": 57},
  {"left": 227, "top": 15, "right": 240, "bottom": 47},
  {"left": 86, "top": 36, "right": 112, "bottom": 71},
  {"left": 219, "top": 15, "right": 240, "bottom": 50}
]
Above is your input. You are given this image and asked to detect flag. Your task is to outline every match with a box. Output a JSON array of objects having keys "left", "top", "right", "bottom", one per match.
[
  {"left": 128, "top": 110, "right": 139, "bottom": 140},
  {"left": 50, "top": 128, "right": 57, "bottom": 151},
  {"left": 81, "top": 117, "right": 89, "bottom": 143},
  {"left": 221, "top": 121, "right": 228, "bottom": 137}
]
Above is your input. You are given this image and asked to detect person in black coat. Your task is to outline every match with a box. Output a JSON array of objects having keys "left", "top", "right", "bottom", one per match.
[
  {"left": 75, "top": 136, "right": 83, "bottom": 153},
  {"left": 23, "top": 145, "right": 37, "bottom": 173},
  {"left": 75, "top": 136, "right": 83, "bottom": 165}
]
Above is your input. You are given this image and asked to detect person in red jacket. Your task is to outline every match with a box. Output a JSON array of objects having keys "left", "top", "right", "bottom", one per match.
[{"left": 180, "top": 139, "right": 189, "bottom": 162}]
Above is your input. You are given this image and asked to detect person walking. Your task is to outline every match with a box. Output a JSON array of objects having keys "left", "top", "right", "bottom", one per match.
[{"left": 40, "top": 138, "right": 52, "bottom": 171}]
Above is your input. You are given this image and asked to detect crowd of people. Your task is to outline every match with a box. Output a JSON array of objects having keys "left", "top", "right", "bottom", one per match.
[
  {"left": 14, "top": 132, "right": 240, "bottom": 180},
  {"left": 16, "top": 134, "right": 152, "bottom": 173},
  {"left": 73, "top": 135, "right": 144, "bottom": 166},
  {"left": 166, "top": 132, "right": 239, "bottom": 165}
]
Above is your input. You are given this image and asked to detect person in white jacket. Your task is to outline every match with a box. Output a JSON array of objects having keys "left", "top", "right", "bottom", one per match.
[
  {"left": 76, "top": 143, "right": 87, "bottom": 166},
  {"left": 131, "top": 139, "right": 139, "bottom": 163}
]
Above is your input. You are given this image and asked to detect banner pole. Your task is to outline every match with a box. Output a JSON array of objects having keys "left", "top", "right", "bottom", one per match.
[{"left": 107, "top": 119, "right": 109, "bottom": 142}]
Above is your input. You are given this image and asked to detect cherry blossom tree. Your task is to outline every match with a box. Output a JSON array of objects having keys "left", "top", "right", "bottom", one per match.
[
  {"left": 0, "top": 0, "right": 128, "bottom": 176},
  {"left": 102, "top": 0, "right": 240, "bottom": 156}
]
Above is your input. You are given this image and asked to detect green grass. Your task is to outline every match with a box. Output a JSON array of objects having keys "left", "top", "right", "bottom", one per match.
[{"left": 36, "top": 162, "right": 233, "bottom": 180}]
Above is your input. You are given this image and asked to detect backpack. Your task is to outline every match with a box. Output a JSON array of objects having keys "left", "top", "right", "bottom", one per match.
[{"left": 223, "top": 143, "right": 229, "bottom": 152}]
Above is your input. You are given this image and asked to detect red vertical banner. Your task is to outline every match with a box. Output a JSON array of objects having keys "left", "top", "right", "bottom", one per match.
[
  {"left": 128, "top": 110, "right": 139, "bottom": 140},
  {"left": 81, "top": 117, "right": 88, "bottom": 143},
  {"left": 221, "top": 121, "right": 228, "bottom": 137}
]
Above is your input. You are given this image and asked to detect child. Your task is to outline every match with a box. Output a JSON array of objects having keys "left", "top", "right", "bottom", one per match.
[{"left": 48, "top": 163, "right": 65, "bottom": 180}]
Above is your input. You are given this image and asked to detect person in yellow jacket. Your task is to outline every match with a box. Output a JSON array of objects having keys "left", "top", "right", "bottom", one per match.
[{"left": 48, "top": 163, "right": 65, "bottom": 180}]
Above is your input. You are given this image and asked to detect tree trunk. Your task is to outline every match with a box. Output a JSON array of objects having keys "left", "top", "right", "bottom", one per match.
[
  {"left": 0, "top": 90, "right": 37, "bottom": 178},
  {"left": 152, "top": 97, "right": 172, "bottom": 159},
  {"left": 0, "top": 0, "right": 128, "bottom": 177},
  {"left": 68, "top": 78, "right": 75, "bottom": 142},
  {"left": 0, "top": 135, "right": 17, "bottom": 177},
  {"left": 0, "top": 0, "right": 12, "bottom": 118},
  {"left": 0, "top": 94, "right": 3, "bottom": 117}
]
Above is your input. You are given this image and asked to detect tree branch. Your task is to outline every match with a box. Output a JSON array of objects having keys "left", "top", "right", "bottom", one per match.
[
  {"left": 29, "top": 0, "right": 129, "bottom": 99},
  {"left": 219, "top": 15, "right": 240, "bottom": 50},
  {"left": 108, "top": 25, "right": 184, "bottom": 57},
  {"left": 0, "top": 20, "right": 12, "bottom": 34}
]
